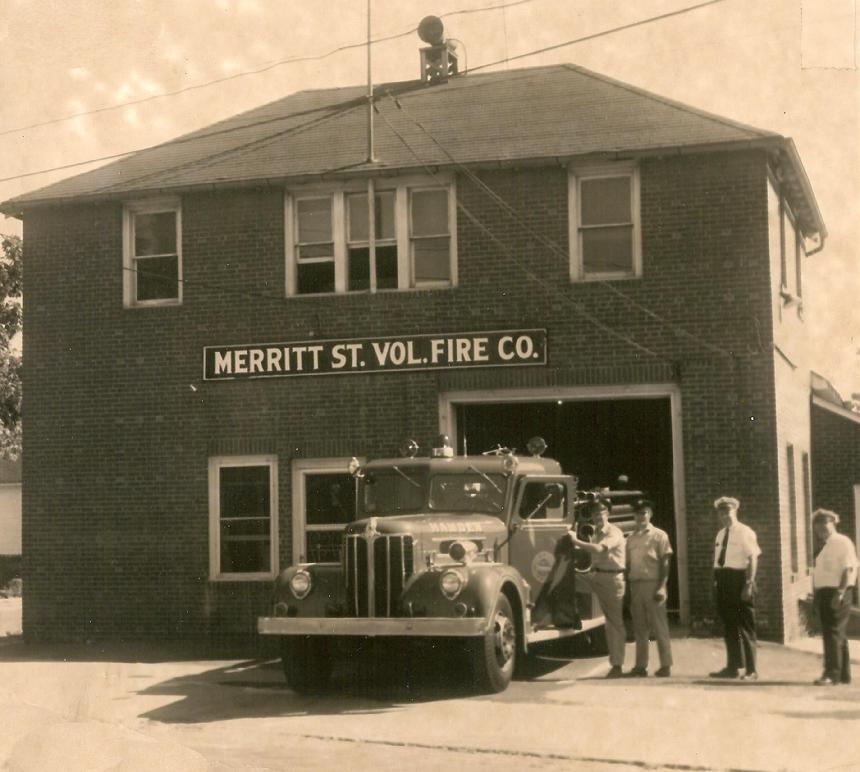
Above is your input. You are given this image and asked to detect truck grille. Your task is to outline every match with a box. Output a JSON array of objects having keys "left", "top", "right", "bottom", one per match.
[{"left": 344, "top": 533, "right": 414, "bottom": 617}]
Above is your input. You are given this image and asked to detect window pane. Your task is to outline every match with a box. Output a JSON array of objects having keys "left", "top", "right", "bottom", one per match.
[
  {"left": 220, "top": 466, "right": 270, "bottom": 516},
  {"left": 297, "top": 198, "right": 332, "bottom": 243},
  {"left": 348, "top": 192, "right": 395, "bottom": 242},
  {"left": 297, "top": 261, "right": 335, "bottom": 294},
  {"left": 348, "top": 247, "right": 370, "bottom": 291},
  {"left": 220, "top": 535, "right": 270, "bottom": 573},
  {"left": 134, "top": 211, "right": 176, "bottom": 256},
  {"left": 306, "top": 531, "right": 343, "bottom": 563},
  {"left": 413, "top": 237, "right": 450, "bottom": 281},
  {"left": 305, "top": 473, "right": 355, "bottom": 526},
  {"left": 582, "top": 226, "right": 633, "bottom": 274},
  {"left": 135, "top": 255, "right": 178, "bottom": 301},
  {"left": 581, "top": 177, "right": 631, "bottom": 226},
  {"left": 411, "top": 189, "right": 448, "bottom": 236},
  {"left": 376, "top": 244, "right": 398, "bottom": 289},
  {"left": 298, "top": 244, "right": 334, "bottom": 260}
]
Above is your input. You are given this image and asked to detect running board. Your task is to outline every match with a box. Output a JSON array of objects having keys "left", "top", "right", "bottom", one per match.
[{"left": 526, "top": 615, "right": 604, "bottom": 645}]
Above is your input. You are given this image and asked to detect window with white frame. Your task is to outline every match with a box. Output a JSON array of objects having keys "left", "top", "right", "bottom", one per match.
[
  {"left": 123, "top": 198, "right": 182, "bottom": 306},
  {"left": 286, "top": 176, "right": 456, "bottom": 296},
  {"left": 292, "top": 459, "right": 358, "bottom": 564},
  {"left": 208, "top": 456, "right": 278, "bottom": 580},
  {"left": 568, "top": 164, "right": 641, "bottom": 280}
]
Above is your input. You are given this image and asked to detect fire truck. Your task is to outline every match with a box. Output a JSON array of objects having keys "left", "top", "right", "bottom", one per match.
[{"left": 258, "top": 435, "right": 637, "bottom": 693}]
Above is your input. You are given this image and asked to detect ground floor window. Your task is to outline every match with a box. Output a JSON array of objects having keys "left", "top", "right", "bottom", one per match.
[
  {"left": 291, "top": 459, "right": 357, "bottom": 564},
  {"left": 208, "top": 455, "right": 278, "bottom": 580}
]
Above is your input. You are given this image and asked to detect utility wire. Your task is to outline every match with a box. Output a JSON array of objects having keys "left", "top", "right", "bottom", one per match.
[
  {"left": 0, "top": 0, "right": 738, "bottom": 189},
  {"left": 465, "top": 0, "right": 731, "bottom": 73},
  {"left": 374, "top": 102, "right": 662, "bottom": 360},
  {"left": 0, "top": 0, "right": 536, "bottom": 139},
  {"left": 384, "top": 91, "right": 734, "bottom": 359}
]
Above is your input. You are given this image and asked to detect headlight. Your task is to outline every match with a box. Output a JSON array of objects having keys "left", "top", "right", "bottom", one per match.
[
  {"left": 440, "top": 570, "right": 465, "bottom": 599},
  {"left": 289, "top": 570, "right": 312, "bottom": 599}
]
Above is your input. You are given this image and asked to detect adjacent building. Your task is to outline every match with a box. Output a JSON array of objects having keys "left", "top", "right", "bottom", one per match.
[{"left": 2, "top": 58, "right": 851, "bottom": 642}]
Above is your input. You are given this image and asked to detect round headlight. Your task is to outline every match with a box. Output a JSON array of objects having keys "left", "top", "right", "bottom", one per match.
[
  {"left": 440, "top": 570, "right": 464, "bottom": 599},
  {"left": 289, "top": 570, "right": 312, "bottom": 599}
]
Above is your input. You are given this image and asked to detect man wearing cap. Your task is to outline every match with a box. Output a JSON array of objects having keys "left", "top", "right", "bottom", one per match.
[
  {"left": 625, "top": 499, "right": 673, "bottom": 677},
  {"left": 812, "top": 509, "right": 858, "bottom": 686},
  {"left": 710, "top": 496, "right": 761, "bottom": 680},
  {"left": 569, "top": 499, "right": 627, "bottom": 678}
]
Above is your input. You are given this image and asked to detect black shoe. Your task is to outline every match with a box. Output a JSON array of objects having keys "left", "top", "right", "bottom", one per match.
[
  {"left": 709, "top": 667, "right": 739, "bottom": 679},
  {"left": 625, "top": 667, "right": 648, "bottom": 677},
  {"left": 814, "top": 676, "right": 838, "bottom": 686},
  {"left": 739, "top": 671, "right": 758, "bottom": 681},
  {"left": 605, "top": 666, "right": 623, "bottom": 679},
  {"left": 654, "top": 666, "right": 671, "bottom": 678}
]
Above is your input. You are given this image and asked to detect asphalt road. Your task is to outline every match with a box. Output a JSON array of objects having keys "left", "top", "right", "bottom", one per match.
[{"left": 0, "top": 599, "right": 857, "bottom": 772}]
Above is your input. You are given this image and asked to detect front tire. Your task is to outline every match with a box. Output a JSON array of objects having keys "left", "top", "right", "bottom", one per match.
[
  {"left": 469, "top": 593, "right": 517, "bottom": 693},
  {"left": 281, "top": 636, "right": 333, "bottom": 694}
]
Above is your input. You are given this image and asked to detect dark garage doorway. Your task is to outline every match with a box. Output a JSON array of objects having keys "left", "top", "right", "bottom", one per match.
[{"left": 456, "top": 397, "right": 679, "bottom": 613}]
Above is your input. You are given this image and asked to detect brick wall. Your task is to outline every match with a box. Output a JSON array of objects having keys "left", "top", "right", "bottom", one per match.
[{"left": 22, "top": 148, "right": 792, "bottom": 640}]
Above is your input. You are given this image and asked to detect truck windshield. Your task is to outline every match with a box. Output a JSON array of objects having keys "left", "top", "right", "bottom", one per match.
[
  {"left": 429, "top": 473, "right": 507, "bottom": 514},
  {"left": 361, "top": 469, "right": 429, "bottom": 515}
]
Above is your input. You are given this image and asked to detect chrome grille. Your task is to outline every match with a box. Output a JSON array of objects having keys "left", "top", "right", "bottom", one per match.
[{"left": 344, "top": 533, "right": 414, "bottom": 617}]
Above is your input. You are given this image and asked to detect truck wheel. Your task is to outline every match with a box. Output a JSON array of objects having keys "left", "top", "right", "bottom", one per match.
[
  {"left": 281, "top": 636, "right": 333, "bottom": 694},
  {"left": 469, "top": 593, "right": 517, "bottom": 693}
]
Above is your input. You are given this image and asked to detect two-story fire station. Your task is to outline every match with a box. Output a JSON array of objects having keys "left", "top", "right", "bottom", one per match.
[{"left": 3, "top": 32, "right": 857, "bottom": 648}]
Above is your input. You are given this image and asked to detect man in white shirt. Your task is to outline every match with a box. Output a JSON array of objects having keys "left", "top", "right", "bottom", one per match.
[
  {"left": 710, "top": 496, "right": 761, "bottom": 680},
  {"left": 569, "top": 499, "right": 627, "bottom": 678},
  {"left": 625, "top": 499, "right": 673, "bottom": 677},
  {"left": 812, "top": 508, "right": 859, "bottom": 686}
]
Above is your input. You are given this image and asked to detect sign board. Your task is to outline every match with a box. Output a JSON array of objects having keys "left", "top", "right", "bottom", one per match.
[{"left": 203, "top": 329, "right": 547, "bottom": 381}]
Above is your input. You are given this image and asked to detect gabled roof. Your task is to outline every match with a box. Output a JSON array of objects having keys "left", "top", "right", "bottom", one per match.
[{"left": 1, "top": 63, "right": 825, "bottom": 237}]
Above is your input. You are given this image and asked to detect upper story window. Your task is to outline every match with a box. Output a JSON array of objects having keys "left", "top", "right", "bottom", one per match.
[
  {"left": 568, "top": 163, "right": 641, "bottom": 281},
  {"left": 123, "top": 198, "right": 182, "bottom": 307},
  {"left": 286, "top": 175, "right": 457, "bottom": 296}
]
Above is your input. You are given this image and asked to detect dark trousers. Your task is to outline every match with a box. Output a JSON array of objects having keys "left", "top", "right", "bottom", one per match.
[
  {"left": 715, "top": 568, "right": 757, "bottom": 672},
  {"left": 815, "top": 587, "right": 853, "bottom": 683}
]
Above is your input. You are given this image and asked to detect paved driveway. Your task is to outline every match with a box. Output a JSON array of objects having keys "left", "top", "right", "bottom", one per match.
[{"left": 0, "top": 620, "right": 857, "bottom": 772}]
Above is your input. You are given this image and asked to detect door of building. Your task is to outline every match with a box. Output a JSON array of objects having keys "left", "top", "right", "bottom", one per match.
[{"left": 457, "top": 397, "right": 679, "bottom": 613}]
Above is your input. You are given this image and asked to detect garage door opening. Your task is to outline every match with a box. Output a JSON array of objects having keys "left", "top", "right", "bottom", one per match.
[{"left": 456, "top": 397, "right": 679, "bottom": 614}]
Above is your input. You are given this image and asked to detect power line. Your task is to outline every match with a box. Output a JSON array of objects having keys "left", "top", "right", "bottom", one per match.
[
  {"left": 374, "top": 101, "right": 663, "bottom": 360},
  {"left": 0, "top": 0, "right": 536, "bottom": 139},
  {"left": 466, "top": 0, "right": 731, "bottom": 73},
  {"left": 384, "top": 91, "right": 735, "bottom": 359},
  {"left": 0, "top": 68, "right": 538, "bottom": 187}
]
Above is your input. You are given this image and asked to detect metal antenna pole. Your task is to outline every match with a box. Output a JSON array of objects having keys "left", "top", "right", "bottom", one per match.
[{"left": 366, "top": 0, "right": 375, "bottom": 163}]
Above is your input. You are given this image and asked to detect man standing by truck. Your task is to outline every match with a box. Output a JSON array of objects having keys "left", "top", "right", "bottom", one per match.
[
  {"left": 625, "top": 498, "right": 673, "bottom": 677},
  {"left": 569, "top": 499, "right": 627, "bottom": 678}
]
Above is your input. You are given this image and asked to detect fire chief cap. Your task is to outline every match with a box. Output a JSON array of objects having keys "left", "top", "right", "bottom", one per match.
[{"left": 713, "top": 496, "right": 740, "bottom": 510}]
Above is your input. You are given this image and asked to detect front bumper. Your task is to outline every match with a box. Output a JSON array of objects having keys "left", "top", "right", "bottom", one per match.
[{"left": 258, "top": 616, "right": 488, "bottom": 637}]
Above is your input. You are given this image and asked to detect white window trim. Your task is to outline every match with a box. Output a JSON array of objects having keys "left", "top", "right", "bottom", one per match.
[
  {"left": 284, "top": 174, "right": 457, "bottom": 296},
  {"left": 208, "top": 454, "right": 278, "bottom": 582},
  {"left": 291, "top": 457, "right": 362, "bottom": 565},
  {"left": 568, "top": 162, "right": 642, "bottom": 282},
  {"left": 122, "top": 197, "right": 183, "bottom": 308}
]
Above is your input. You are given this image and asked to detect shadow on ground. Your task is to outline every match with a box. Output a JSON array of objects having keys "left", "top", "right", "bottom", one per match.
[{"left": 135, "top": 637, "right": 596, "bottom": 723}]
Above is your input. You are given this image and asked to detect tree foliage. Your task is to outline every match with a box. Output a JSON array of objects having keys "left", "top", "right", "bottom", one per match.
[{"left": 0, "top": 235, "right": 22, "bottom": 459}]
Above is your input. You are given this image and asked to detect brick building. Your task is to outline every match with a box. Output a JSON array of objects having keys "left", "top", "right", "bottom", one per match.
[{"left": 1, "top": 61, "right": 849, "bottom": 643}]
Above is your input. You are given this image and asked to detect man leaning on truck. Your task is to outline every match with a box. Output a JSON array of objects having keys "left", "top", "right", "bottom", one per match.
[{"left": 568, "top": 499, "right": 627, "bottom": 678}]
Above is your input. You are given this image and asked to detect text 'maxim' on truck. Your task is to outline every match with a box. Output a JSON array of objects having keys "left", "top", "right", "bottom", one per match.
[{"left": 258, "top": 435, "right": 638, "bottom": 693}]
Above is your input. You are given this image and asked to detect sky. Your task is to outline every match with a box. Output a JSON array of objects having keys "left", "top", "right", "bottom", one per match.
[{"left": 0, "top": 0, "right": 857, "bottom": 394}]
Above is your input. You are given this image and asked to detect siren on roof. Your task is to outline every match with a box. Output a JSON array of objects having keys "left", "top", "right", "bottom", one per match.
[{"left": 417, "top": 15, "right": 458, "bottom": 85}]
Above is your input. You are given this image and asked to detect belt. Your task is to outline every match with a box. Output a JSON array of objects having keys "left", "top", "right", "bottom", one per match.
[{"left": 591, "top": 568, "right": 624, "bottom": 574}]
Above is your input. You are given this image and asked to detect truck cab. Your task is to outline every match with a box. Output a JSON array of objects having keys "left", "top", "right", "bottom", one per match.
[{"left": 258, "top": 435, "right": 634, "bottom": 693}]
